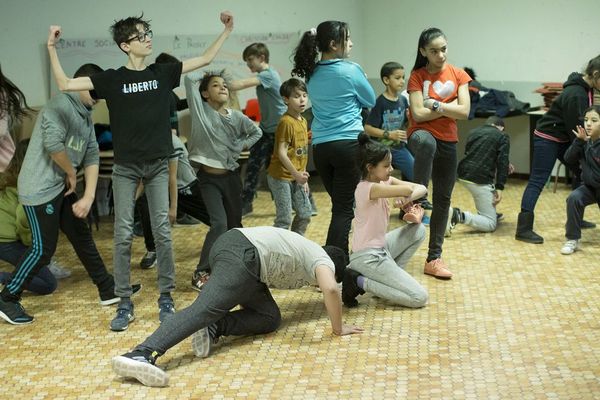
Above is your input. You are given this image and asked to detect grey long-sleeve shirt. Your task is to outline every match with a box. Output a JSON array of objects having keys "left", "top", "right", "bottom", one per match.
[
  {"left": 184, "top": 71, "right": 262, "bottom": 171},
  {"left": 18, "top": 92, "right": 99, "bottom": 206}
]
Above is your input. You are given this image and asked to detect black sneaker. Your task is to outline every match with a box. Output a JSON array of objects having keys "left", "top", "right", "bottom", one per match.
[
  {"left": 112, "top": 350, "right": 168, "bottom": 387},
  {"left": 110, "top": 301, "right": 135, "bottom": 331},
  {"left": 342, "top": 268, "right": 365, "bottom": 308},
  {"left": 0, "top": 297, "right": 34, "bottom": 325},
  {"left": 191, "top": 326, "right": 220, "bottom": 357},
  {"left": 581, "top": 220, "right": 596, "bottom": 229},
  {"left": 175, "top": 214, "right": 201, "bottom": 225},
  {"left": 420, "top": 199, "right": 433, "bottom": 210},
  {"left": 451, "top": 207, "right": 464, "bottom": 226},
  {"left": 100, "top": 284, "right": 142, "bottom": 306},
  {"left": 139, "top": 251, "right": 157, "bottom": 270},
  {"left": 158, "top": 295, "right": 176, "bottom": 322},
  {"left": 496, "top": 213, "right": 504, "bottom": 222}
]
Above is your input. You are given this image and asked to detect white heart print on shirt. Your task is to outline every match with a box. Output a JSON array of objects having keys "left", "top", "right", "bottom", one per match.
[{"left": 431, "top": 80, "right": 456, "bottom": 99}]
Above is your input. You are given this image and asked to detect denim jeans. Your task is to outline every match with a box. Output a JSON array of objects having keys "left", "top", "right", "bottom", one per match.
[
  {"left": 112, "top": 158, "right": 175, "bottom": 298},
  {"left": 459, "top": 180, "right": 497, "bottom": 232},
  {"left": 390, "top": 145, "right": 414, "bottom": 182},
  {"left": 137, "top": 230, "right": 281, "bottom": 356},
  {"left": 408, "top": 130, "right": 457, "bottom": 261},
  {"left": 520, "top": 135, "right": 578, "bottom": 213},
  {"left": 266, "top": 175, "right": 311, "bottom": 235},
  {"left": 312, "top": 139, "right": 360, "bottom": 254}
]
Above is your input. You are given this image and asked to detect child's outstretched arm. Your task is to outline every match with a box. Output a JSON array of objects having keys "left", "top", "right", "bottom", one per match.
[
  {"left": 47, "top": 26, "right": 94, "bottom": 92},
  {"left": 181, "top": 11, "right": 234, "bottom": 74},
  {"left": 315, "top": 265, "right": 363, "bottom": 336},
  {"left": 228, "top": 76, "right": 261, "bottom": 92}
]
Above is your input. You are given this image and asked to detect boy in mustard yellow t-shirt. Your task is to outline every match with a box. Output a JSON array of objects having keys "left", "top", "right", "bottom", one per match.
[{"left": 266, "top": 79, "right": 311, "bottom": 235}]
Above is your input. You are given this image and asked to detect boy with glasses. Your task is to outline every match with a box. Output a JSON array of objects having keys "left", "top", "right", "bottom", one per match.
[{"left": 46, "top": 11, "right": 234, "bottom": 331}]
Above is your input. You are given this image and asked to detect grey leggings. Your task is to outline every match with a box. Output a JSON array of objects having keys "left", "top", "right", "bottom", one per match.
[{"left": 137, "top": 230, "right": 281, "bottom": 356}]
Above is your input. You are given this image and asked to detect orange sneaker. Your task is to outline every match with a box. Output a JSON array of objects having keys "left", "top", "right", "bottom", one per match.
[
  {"left": 402, "top": 202, "right": 424, "bottom": 224},
  {"left": 424, "top": 258, "right": 453, "bottom": 279}
]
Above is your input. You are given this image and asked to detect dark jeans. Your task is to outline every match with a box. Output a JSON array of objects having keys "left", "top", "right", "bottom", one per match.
[
  {"left": 137, "top": 230, "right": 281, "bottom": 356},
  {"left": 0, "top": 241, "right": 57, "bottom": 295},
  {"left": 408, "top": 130, "right": 457, "bottom": 261},
  {"left": 312, "top": 139, "right": 360, "bottom": 254},
  {"left": 242, "top": 130, "right": 274, "bottom": 206},
  {"left": 521, "top": 135, "right": 581, "bottom": 212},
  {"left": 565, "top": 185, "right": 600, "bottom": 240},
  {"left": 196, "top": 168, "right": 243, "bottom": 273},
  {"left": 138, "top": 180, "right": 211, "bottom": 252},
  {"left": 1, "top": 191, "right": 112, "bottom": 301}
]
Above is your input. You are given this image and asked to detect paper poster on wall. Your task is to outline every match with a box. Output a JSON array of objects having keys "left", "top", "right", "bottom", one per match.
[{"left": 50, "top": 31, "right": 301, "bottom": 107}]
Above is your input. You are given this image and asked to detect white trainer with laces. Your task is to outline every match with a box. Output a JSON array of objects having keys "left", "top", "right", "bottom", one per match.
[{"left": 560, "top": 239, "right": 580, "bottom": 255}]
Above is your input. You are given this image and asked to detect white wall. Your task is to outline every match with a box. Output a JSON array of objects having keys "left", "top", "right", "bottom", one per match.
[
  {"left": 362, "top": 0, "right": 600, "bottom": 85},
  {"left": 0, "top": 0, "right": 365, "bottom": 106}
]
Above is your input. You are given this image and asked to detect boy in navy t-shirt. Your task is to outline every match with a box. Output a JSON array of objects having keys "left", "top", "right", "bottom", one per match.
[
  {"left": 46, "top": 11, "right": 234, "bottom": 331},
  {"left": 365, "top": 62, "right": 414, "bottom": 182}
]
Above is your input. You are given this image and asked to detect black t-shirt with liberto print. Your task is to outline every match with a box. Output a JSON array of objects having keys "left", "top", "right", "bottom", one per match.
[{"left": 91, "top": 62, "right": 182, "bottom": 163}]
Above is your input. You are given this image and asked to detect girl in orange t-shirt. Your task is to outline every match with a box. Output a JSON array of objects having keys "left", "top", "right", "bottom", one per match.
[{"left": 406, "top": 28, "right": 471, "bottom": 279}]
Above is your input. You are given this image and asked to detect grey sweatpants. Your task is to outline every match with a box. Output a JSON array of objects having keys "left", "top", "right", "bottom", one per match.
[
  {"left": 137, "top": 230, "right": 281, "bottom": 356},
  {"left": 348, "top": 223, "right": 428, "bottom": 308}
]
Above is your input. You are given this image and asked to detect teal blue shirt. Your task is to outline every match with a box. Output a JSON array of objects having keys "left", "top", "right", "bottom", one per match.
[{"left": 307, "top": 60, "right": 375, "bottom": 145}]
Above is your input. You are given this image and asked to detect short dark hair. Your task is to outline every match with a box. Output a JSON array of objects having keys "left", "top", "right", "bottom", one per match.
[
  {"left": 279, "top": 78, "right": 307, "bottom": 98},
  {"left": 380, "top": 61, "right": 404, "bottom": 82},
  {"left": 322, "top": 246, "right": 348, "bottom": 283},
  {"left": 155, "top": 53, "right": 179, "bottom": 64},
  {"left": 73, "top": 63, "right": 103, "bottom": 78},
  {"left": 485, "top": 116, "right": 505, "bottom": 128},
  {"left": 199, "top": 70, "right": 226, "bottom": 102},
  {"left": 583, "top": 105, "right": 600, "bottom": 117},
  {"left": 242, "top": 43, "right": 270, "bottom": 63},
  {"left": 110, "top": 14, "right": 150, "bottom": 51}
]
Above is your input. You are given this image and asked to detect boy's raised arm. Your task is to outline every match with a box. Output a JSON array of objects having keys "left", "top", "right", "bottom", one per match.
[
  {"left": 181, "top": 11, "right": 234, "bottom": 74},
  {"left": 47, "top": 26, "right": 94, "bottom": 92}
]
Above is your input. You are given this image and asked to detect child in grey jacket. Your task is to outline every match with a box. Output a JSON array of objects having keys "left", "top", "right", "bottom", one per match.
[{"left": 185, "top": 70, "right": 262, "bottom": 290}]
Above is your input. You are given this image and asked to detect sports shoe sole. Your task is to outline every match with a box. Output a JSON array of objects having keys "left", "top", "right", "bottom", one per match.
[
  {"left": 0, "top": 310, "right": 34, "bottom": 325},
  {"left": 112, "top": 355, "right": 169, "bottom": 387},
  {"left": 191, "top": 328, "right": 211, "bottom": 358},
  {"left": 100, "top": 284, "right": 142, "bottom": 306}
]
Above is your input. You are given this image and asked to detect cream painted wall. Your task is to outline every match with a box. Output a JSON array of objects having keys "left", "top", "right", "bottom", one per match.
[
  {"left": 1, "top": 0, "right": 366, "bottom": 106},
  {"left": 361, "top": 0, "right": 600, "bottom": 84}
]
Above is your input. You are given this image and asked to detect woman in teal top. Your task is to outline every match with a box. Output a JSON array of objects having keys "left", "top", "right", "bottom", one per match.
[{"left": 292, "top": 21, "right": 376, "bottom": 254}]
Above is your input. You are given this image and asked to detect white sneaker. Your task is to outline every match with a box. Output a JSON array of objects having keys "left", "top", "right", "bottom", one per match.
[
  {"left": 48, "top": 259, "right": 71, "bottom": 279},
  {"left": 191, "top": 326, "right": 220, "bottom": 357},
  {"left": 560, "top": 239, "right": 580, "bottom": 255},
  {"left": 445, "top": 207, "right": 454, "bottom": 238}
]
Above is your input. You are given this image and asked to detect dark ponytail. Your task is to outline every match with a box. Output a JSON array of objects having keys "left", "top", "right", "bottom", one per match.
[
  {"left": 0, "top": 64, "right": 32, "bottom": 122},
  {"left": 357, "top": 132, "right": 390, "bottom": 179},
  {"left": 292, "top": 21, "right": 349, "bottom": 81},
  {"left": 412, "top": 28, "right": 446, "bottom": 71},
  {"left": 0, "top": 138, "right": 29, "bottom": 190}
]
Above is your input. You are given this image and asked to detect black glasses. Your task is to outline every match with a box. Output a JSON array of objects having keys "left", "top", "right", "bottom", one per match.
[{"left": 124, "top": 30, "right": 153, "bottom": 43}]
